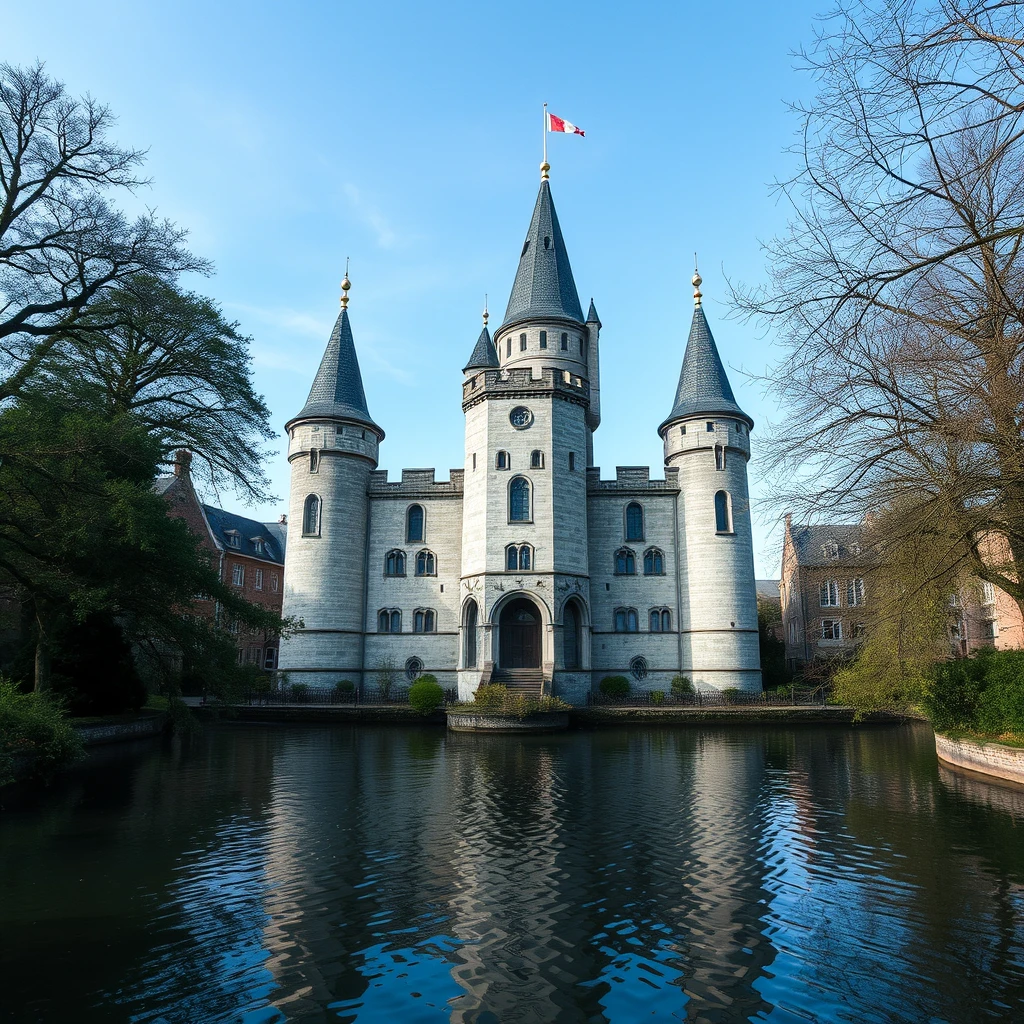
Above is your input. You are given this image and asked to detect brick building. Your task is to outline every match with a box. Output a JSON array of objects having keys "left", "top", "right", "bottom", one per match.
[
  {"left": 780, "top": 516, "right": 1024, "bottom": 672},
  {"left": 156, "top": 450, "right": 286, "bottom": 670}
]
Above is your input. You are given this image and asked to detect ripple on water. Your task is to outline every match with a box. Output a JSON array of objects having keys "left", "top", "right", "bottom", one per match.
[{"left": 2, "top": 724, "right": 1024, "bottom": 1023}]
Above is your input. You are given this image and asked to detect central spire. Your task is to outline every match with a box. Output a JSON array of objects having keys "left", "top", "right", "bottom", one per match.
[{"left": 501, "top": 180, "right": 584, "bottom": 328}]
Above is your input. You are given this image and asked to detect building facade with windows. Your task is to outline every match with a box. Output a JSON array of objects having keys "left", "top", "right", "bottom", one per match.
[
  {"left": 156, "top": 450, "right": 286, "bottom": 670},
  {"left": 279, "top": 175, "right": 762, "bottom": 701}
]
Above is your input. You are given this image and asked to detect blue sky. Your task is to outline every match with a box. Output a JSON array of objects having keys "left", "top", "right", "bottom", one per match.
[{"left": 8, "top": 0, "right": 825, "bottom": 576}]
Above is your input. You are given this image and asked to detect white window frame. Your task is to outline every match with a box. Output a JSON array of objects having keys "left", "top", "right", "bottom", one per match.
[
  {"left": 819, "top": 580, "right": 840, "bottom": 607},
  {"left": 821, "top": 618, "right": 842, "bottom": 640},
  {"left": 847, "top": 578, "right": 865, "bottom": 606},
  {"left": 231, "top": 563, "right": 245, "bottom": 587},
  {"left": 255, "top": 568, "right": 264, "bottom": 591},
  {"left": 982, "top": 581, "right": 996, "bottom": 605}
]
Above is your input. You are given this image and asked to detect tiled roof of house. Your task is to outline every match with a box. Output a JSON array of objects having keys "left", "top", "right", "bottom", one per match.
[
  {"left": 501, "top": 180, "right": 584, "bottom": 327},
  {"left": 790, "top": 524, "right": 867, "bottom": 566},
  {"left": 202, "top": 505, "right": 285, "bottom": 564}
]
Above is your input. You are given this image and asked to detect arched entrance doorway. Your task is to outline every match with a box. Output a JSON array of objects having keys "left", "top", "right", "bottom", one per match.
[{"left": 499, "top": 597, "right": 542, "bottom": 669}]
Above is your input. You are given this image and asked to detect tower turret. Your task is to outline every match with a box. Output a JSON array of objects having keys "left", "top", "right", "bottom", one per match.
[
  {"left": 659, "top": 270, "right": 761, "bottom": 691},
  {"left": 585, "top": 298, "right": 602, "bottom": 464},
  {"left": 278, "top": 273, "right": 384, "bottom": 690}
]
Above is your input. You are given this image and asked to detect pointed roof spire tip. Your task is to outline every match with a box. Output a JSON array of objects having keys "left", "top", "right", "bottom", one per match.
[
  {"left": 341, "top": 258, "right": 351, "bottom": 309},
  {"left": 692, "top": 253, "right": 702, "bottom": 308}
]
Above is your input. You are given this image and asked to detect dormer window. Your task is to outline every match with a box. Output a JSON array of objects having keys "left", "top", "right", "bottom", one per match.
[
  {"left": 544, "top": 235, "right": 550, "bottom": 249},
  {"left": 822, "top": 541, "right": 839, "bottom": 559},
  {"left": 252, "top": 538, "right": 264, "bottom": 555},
  {"left": 226, "top": 532, "right": 240, "bottom": 549}
]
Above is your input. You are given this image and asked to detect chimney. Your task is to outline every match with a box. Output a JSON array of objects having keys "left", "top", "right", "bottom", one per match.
[
  {"left": 279, "top": 514, "right": 288, "bottom": 525},
  {"left": 173, "top": 449, "right": 192, "bottom": 478}
]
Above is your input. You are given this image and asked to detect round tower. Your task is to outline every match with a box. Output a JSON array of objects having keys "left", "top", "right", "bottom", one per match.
[
  {"left": 278, "top": 274, "right": 384, "bottom": 691},
  {"left": 660, "top": 270, "right": 761, "bottom": 692}
]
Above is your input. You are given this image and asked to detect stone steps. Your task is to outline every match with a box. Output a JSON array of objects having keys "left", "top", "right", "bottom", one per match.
[{"left": 491, "top": 670, "right": 544, "bottom": 696}]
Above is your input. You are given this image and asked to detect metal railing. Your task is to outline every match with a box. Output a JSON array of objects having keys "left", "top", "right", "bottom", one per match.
[{"left": 588, "top": 685, "right": 830, "bottom": 708}]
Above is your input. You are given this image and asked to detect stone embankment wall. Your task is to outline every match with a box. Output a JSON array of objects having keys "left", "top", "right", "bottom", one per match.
[
  {"left": 74, "top": 714, "right": 167, "bottom": 747},
  {"left": 935, "top": 733, "right": 1024, "bottom": 785}
]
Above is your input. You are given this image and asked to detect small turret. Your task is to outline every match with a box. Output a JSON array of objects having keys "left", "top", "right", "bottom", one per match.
[
  {"left": 463, "top": 304, "right": 499, "bottom": 373},
  {"left": 585, "top": 297, "right": 602, "bottom": 458}
]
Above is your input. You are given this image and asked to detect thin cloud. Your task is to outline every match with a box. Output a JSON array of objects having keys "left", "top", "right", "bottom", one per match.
[{"left": 343, "top": 183, "right": 398, "bottom": 249}]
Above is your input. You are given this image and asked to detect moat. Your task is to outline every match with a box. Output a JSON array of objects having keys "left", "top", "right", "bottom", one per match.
[{"left": 3, "top": 722, "right": 1024, "bottom": 1023}]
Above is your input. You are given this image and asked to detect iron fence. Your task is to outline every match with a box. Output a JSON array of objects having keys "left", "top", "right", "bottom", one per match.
[
  {"left": 240, "top": 684, "right": 463, "bottom": 707},
  {"left": 588, "top": 685, "right": 830, "bottom": 708}
]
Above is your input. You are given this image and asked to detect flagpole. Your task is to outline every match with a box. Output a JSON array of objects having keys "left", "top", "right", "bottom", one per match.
[{"left": 542, "top": 102, "right": 549, "bottom": 180}]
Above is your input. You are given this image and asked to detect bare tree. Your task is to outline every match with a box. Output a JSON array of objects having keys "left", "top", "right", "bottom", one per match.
[
  {"left": 739, "top": 0, "right": 1024, "bottom": 617},
  {"left": 0, "top": 62, "right": 205, "bottom": 402}
]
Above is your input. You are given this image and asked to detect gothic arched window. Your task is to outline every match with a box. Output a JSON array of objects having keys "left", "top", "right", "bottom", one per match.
[
  {"left": 464, "top": 599, "right": 478, "bottom": 668},
  {"left": 715, "top": 490, "right": 732, "bottom": 533},
  {"left": 615, "top": 548, "right": 636, "bottom": 575},
  {"left": 415, "top": 550, "right": 436, "bottom": 576},
  {"left": 378, "top": 609, "right": 402, "bottom": 633},
  {"left": 643, "top": 548, "right": 664, "bottom": 575},
  {"left": 506, "top": 545, "right": 518, "bottom": 571},
  {"left": 302, "top": 494, "right": 321, "bottom": 537},
  {"left": 509, "top": 477, "right": 531, "bottom": 522},
  {"left": 385, "top": 549, "right": 406, "bottom": 576},
  {"left": 407, "top": 504, "right": 424, "bottom": 542},
  {"left": 625, "top": 502, "right": 644, "bottom": 541},
  {"left": 519, "top": 545, "right": 531, "bottom": 570},
  {"left": 563, "top": 601, "right": 581, "bottom": 669},
  {"left": 530, "top": 450, "right": 544, "bottom": 469},
  {"left": 496, "top": 450, "right": 510, "bottom": 470},
  {"left": 614, "top": 607, "right": 639, "bottom": 633},
  {"left": 413, "top": 609, "right": 436, "bottom": 633}
]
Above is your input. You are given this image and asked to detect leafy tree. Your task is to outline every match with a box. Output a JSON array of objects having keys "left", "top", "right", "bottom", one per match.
[
  {"left": 0, "top": 63, "right": 204, "bottom": 403},
  {"left": 0, "top": 398, "right": 285, "bottom": 695},
  {"left": 757, "top": 598, "right": 788, "bottom": 688},
  {"left": 738, "top": 1, "right": 1024, "bottom": 618},
  {"left": 35, "top": 275, "right": 274, "bottom": 501}
]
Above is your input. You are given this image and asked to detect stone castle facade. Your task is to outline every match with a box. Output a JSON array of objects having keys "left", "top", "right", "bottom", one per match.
[{"left": 278, "top": 176, "right": 761, "bottom": 701}]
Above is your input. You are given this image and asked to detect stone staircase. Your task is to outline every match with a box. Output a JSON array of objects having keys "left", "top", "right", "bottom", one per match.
[{"left": 491, "top": 669, "right": 545, "bottom": 697}]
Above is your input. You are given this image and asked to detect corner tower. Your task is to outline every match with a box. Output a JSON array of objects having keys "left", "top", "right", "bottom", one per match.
[
  {"left": 278, "top": 274, "right": 384, "bottom": 689},
  {"left": 458, "top": 176, "right": 596, "bottom": 701},
  {"left": 660, "top": 271, "right": 761, "bottom": 692}
]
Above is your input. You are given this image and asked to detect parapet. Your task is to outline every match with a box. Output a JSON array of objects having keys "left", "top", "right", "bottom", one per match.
[
  {"left": 587, "top": 466, "right": 680, "bottom": 494},
  {"left": 462, "top": 365, "right": 590, "bottom": 410},
  {"left": 369, "top": 468, "right": 465, "bottom": 496}
]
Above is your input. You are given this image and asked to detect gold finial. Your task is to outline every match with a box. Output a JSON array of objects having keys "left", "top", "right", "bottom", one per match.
[
  {"left": 692, "top": 254, "right": 702, "bottom": 308},
  {"left": 540, "top": 160, "right": 550, "bottom": 181},
  {"left": 483, "top": 294, "right": 489, "bottom": 327},
  {"left": 340, "top": 257, "right": 351, "bottom": 310}
]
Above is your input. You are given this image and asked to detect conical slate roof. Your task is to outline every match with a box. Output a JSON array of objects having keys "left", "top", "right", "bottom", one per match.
[
  {"left": 501, "top": 180, "right": 584, "bottom": 327},
  {"left": 464, "top": 323, "right": 499, "bottom": 371},
  {"left": 287, "top": 307, "right": 381, "bottom": 433},
  {"left": 660, "top": 304, "right": 752, "bottom": 433},
  {"left": 586, "top": 298, "right": 601, "bottom": 325}
]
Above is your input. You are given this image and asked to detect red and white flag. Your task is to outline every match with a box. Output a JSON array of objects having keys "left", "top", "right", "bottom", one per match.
[{"left": 547, "top": 112, "right": 585, "bottom": 137}]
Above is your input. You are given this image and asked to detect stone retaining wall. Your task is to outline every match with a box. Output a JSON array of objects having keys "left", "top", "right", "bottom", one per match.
[
  {"left": 935, "top": 732, "right": 1024, "bottom": 785},
  {"left": 74, "top": 714, "right": 167, "bottom": 747},
  {"left": 447, "top": 712, "right": 569, "bottom": 733}
]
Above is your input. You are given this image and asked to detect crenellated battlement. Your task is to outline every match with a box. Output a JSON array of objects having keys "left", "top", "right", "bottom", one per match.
[
  {"left": 368, "top": 467, "right": 465, "bottom": 497},
  {"left": 586, "top": 466, "right": 681, "bottom": 494},
  {"left": 462, "top": 365, "right": 590, "bottom": 411}
]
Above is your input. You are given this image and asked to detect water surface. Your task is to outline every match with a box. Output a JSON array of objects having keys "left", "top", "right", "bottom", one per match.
[{"left": 3, "top": 722, "right": 1023, "bottom": 1023}]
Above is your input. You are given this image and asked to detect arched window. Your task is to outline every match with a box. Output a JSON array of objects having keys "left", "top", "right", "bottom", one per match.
[
  {"left": 519, "top": 545, "right": 531, "bottom": 570},
  {"left": 643, "top": 548, "right": 664, "bottom": 575},
  {"left": 661, "top": 609, "right": 671, "bottom": 631},
  {"left": 715, "top": 445, "right": 726, "bottom": 471},
  {"left": 563, "top": 601, "right": 581, "bottom": 669},
  {"left": 650, "top": 609, "right": 662, "bottom": 632},
  {"left": 614, "top": 608, "right": 639, "bottom": 632},
  {"left": 506, "top": 545, "right": 518, "bottom": 571},
  {"left": 615, "top": 548, "right": 636, "bottom": 575},
  {"left": 378, "top": 609, "right": 402, "bottom": 633},
  {"left": 413, "top": 609, "right": 436, "bottom": 633},
  {"left": 407, "top": 504, "right": 424, "bottom": 542},
  {"left": 649, "top": 608, "right": 672, "bottom": 632},
  {"left": 625, "top": 502, "right": 644, "bottom": 541},
  {"left": 464, "top": 600, "right": 478, "bottom": 668},
  {"left": 715, "top": 490, "right": 732, "bottom": 533},
  {"left": 302, "top": 494, "right": 321, "bottom": 536},
  {"left": 509, "top": 477, "right": 531, "bottom": 521},
  {"left": 496, "top": 450, "right": 510, "bottom": 470},
  {"left": 415, "top": 550, "right": 436, "bottom": 576},
  {"left": 385, "top": 549, "right": 406, "bottom": 576},
  {"left": 506, "top": 544, "right": 533, "bottom": 570},
  {"left": 309, "top": 449, "right": 319, "bottom": 473},
  {"left": 530, "top": 450, "right": 544, "bottom": 469}
]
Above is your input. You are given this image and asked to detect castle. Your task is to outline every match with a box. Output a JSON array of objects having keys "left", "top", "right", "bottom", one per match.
[{"left": 278, "top": 171, "right": 761, "bottom": 702}]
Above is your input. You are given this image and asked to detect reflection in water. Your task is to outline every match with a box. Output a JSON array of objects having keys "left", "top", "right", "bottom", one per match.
[{"left": 3, "top": 723, "right": 1024, "bottom": 1023}]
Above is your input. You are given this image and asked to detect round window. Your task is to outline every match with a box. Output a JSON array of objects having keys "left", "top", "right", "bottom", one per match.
[
  {"left": 405, "top": 657, "right": 423, "bottom": 681},
  {"left": 509, "top": 406, "right": 533, "bottom": 429},
  {"left": 630, "top": 656, "right": 648, "bottom": 681}
]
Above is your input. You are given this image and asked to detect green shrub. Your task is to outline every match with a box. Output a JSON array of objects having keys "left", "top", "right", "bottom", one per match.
[
  {"left": 409, "top": 675, "right": 444, "bottom": 714},
  {"left": 670, "top": 675, "right": 694, "bottom": 697},
  {"left": 290, "top": 682, "right": 309, "bottom": 702},
  {"left": 0, "top": 678, "right": 84, "bottom": 786},
  {"left": 721, "top": 687, "right": 740, "bottom": 700},
  {"left": 650, "top": 690, "right": 665, "bottom": 705},
  {"left": 599, "top": 675, "right": 630, "bottom": 698},
  {"left": 976, "top": 651, "right": 1024, "bottom": 733},
  {"left": 333, "top": 679, "right": 356, "bottom": 701},
  {"left": 922, "top": 655, "right": 988, "bottom": 732}
]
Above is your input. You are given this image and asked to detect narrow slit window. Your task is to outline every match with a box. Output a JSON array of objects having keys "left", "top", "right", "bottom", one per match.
[
  {"left": 506, "top": 337, "right": 511, "bottom": 358},
  {"left": 714, "top": 490, "right": 732, "bottom": 533},
  {"left": 539, "top": 330, "right": 547, "bottom": 349},
  {"left": 560, "top": 332, "right": 568, "bottom": 351},
  {"left": 520, "top": 333, "right": 527, "bottom": 351}
]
